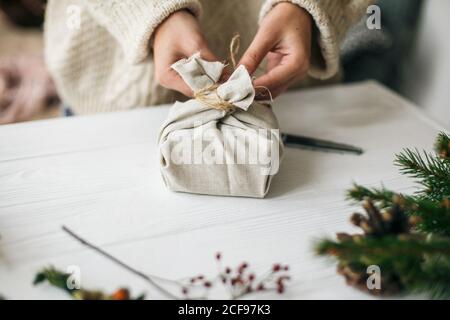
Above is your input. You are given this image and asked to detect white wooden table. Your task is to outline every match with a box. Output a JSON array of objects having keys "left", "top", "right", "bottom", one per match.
[{"left": 0, "top": 81, "right": 446, "bottom": 300}]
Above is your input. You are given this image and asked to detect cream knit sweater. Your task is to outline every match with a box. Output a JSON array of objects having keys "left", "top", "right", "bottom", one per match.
[{"left": 44, "top": 0, "right": 373, "bottom": 114}]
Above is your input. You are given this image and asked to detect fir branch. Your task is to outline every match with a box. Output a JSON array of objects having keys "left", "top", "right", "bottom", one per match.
[
  {"left": 315, "top": 236, "right": 450, "bottom": 298},
  {"left": 411, "top": 198, "right": 450, "bottom": 236},
  {"left": 317, "top": 133, "right": 450, "bottom": 298},
  {"left": 395, "top": 148, "right": 449, "bottom": 181},
  {"left": 316, "top": 236, "right": 450, "bottom": 262},
  {"left": 395, "top": 148, "right": 450, "bottom": 201},
  {"left": 347, "top": 184, "right": 397, "bottom": 207},
  {"left": 414, "top": 255, "right": 450, "bottom": 299}
]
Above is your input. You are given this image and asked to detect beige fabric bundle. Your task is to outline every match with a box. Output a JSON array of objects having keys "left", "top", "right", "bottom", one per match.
[{"left": 158, "top": 53, "right": 283, "bottom": 198}]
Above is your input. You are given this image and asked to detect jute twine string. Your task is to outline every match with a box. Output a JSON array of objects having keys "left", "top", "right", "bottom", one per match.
[{"left": 193, "top": 34, "right": 272, "bottom": 112}]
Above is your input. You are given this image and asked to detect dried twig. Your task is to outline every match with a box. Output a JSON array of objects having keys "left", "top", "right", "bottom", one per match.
[{"left": 62, "top": 226, "right": 179, "bottom": 300}]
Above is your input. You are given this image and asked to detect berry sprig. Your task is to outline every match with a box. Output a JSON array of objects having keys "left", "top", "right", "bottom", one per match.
[{"left": 180, "top": 253, "right": 291, "bottom": 300}]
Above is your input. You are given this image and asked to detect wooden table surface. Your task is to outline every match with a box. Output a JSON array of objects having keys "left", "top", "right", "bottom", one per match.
[{"left": 0, "top": 81, "right": 446, "bottom": 300}]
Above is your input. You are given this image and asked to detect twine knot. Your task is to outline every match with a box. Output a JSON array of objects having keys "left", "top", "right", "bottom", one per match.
[{"left": 193, "top": 34, "right": 241, "bottom": 112}]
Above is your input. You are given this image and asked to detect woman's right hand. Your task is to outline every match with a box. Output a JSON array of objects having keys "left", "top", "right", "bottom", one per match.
[{"left": 153, "top": 10, "right": 218, "bottom": 97}]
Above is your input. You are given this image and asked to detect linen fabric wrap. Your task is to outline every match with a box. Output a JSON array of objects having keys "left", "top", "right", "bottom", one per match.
[{"left": 158, "top": 53, "right": 283, "bottom": 198}]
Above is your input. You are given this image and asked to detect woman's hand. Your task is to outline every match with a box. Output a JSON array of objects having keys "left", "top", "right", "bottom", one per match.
[
  {"left": 239, "top": 2, "right": 312, "bottom": 99},
  {"left": 153, "top": 10, "right": 218, "bottom": 97},
  {"left": 0, "top": 55, "right": 58, "bottom": 124}
]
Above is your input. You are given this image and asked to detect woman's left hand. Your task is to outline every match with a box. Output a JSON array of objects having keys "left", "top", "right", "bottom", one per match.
[
  {"left": 239, "top": 2, "right": 312, "bottom": 99},
  {"left": 0, "top": 55, "right": 58, "bottom": 124}
]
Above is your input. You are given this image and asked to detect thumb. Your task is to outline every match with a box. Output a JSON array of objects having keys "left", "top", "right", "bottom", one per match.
[
  {"left": 199, "top": 45, "right": 219, "bottom": 62},
  {"left": 238, "top": 31, "right": 273, "bottom": 75}
]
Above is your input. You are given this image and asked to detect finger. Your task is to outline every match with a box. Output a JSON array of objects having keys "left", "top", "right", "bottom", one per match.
[
  {"left": 16, "top": 83, "right": 47, "bottom": 121},
  {"left": 161, "top": 69, "right": 194, "bottom": 97},
  {"left": 199, "top": 45, "right": 219, "bottom": 62},
  {"left": 0, "top": 83, "right": 31, "bottom": 124},
  {"left": 0, "top": 93, "right": 13, "bottom": 112},
  {"left": 154, "top": 49, "right": 193, "bottom": 97},
  {"left": 238, "top": 30, "right": 275, "bottom": 75},
  {"left": 0, "top": 98, "right": 21, "bottom": 124},
  {"left": 254, "top": 82, "right": 288, "bottom": 101},
  {"left": 253, "top": 55, "right": 308, "bottom": 91},
  {"left": 158, "top": 43, "right": 219, "bottom": 97}
]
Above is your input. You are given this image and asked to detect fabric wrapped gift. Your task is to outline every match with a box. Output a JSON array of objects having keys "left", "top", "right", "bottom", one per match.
[{"left": 158, "top": 53, "right": 284, "bottom": 198}]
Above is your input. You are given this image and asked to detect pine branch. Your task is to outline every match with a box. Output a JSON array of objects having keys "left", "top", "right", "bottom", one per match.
[
  {"left": 318, "top": 133, "right": 450, "bottom": 298},
  {"left": 315, "top": 236, "right": 450, "bottom": 299},
  {"left": 395, "top": 148, "right": 450, "bottom": 201},
  {"left": 347, "top": 184, "right": 397, "bottom": 207},
  {"left": 396, "top": 148, "right": 449, "bottom": 181},
  {"left": 316, "top": 236, "right": 450, "bottom": 262},
  {"left": 411, "top": 198, "right": 450, "bottom": 236},
  {"left": 414, "top": 255, "right": 450, "bottom": 299}
]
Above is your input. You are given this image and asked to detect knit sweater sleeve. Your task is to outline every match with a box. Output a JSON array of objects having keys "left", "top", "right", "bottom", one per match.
[
  {"left": 81, "top": 0, "right": 202, "bottom": 64},
  {"left": 260, "top": 0, "right": 374, "bottom": 79}
]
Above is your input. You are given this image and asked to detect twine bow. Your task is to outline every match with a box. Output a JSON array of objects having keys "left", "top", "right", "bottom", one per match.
[
  {"left": 193, "top": 35, "right": 242, "bottom": 113},
  {"left": 193, "top": 35, "right": 273, "bottom": 112}
]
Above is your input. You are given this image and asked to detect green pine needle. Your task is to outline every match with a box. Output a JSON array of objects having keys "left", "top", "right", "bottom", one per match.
[
  {"left": 347, "top": 184, "right": 396, "bottom": 206},
  {"left": 395, "top": 148, "right": 450, "bottom": 201}
]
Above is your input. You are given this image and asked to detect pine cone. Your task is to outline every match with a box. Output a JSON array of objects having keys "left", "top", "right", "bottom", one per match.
[
  {"left": 435, "top": 133, "right": 450, "bottom": 160},
  {"left": 334, "top": 198, "right": 415, "bottom": 297},
  {"left": 346, "top": 198, "right": 413, "bottom": 238},
  {"left": 337, "top": 262, "right": 403, "bottom": 296}
]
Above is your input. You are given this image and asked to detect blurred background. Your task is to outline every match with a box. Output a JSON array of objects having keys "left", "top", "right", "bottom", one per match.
[{"left": 0, "top": 0, "right": 449, "bottom": 128}]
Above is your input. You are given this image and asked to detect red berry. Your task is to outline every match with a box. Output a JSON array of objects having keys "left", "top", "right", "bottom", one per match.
[
  {"left": 216, "top": 252, "right": 222, "bottom": 261},
  {"left": 273, "top": 264, "right": 281, "bottom": 272},
  {"left": 238, "top": 263, "right": 248, "bottom": 274},
  {"left": 204, "top": 281, "right": 212, "bottom": 288}
]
